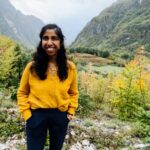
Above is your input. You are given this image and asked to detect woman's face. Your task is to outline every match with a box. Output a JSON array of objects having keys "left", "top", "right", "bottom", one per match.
[{"left": 42, "top": 29, "right": 61, "bottom": 57}]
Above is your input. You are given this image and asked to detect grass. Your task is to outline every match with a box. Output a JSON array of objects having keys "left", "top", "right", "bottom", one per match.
[
  {"left": 79, "top": 64, "right": 123, "bottom": 75},
  {"left": 69, "top": 53, "right": 112, "bottom": 65},
  {"left": 91, "top": 65, "right": 123, "bottom": 74}
]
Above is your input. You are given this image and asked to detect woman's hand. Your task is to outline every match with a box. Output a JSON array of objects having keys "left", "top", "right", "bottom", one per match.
[{"left": 67, "top": 114, "right": 74, "bottom": 121}]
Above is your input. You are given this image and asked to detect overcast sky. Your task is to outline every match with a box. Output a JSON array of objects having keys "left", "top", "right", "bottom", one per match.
[{"left": 10, "top": 0, "right": 116, "bottom": 45}]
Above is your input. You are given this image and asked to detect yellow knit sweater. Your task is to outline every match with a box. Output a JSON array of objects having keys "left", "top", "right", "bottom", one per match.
[{"left": 17, "top": 61, "right": 79, "bottom": 121}]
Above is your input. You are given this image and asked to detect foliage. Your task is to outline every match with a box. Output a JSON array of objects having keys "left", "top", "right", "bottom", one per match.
[
  {"left": 78, "top": 70, "right": 113, "bottom": 112},
  {"left": 77, "top": 53, "right": 150, "bottom": 123},
  {"left": 0, "top": 109, "right": 24, "bottom": 141},
  {"left": 0, "top": 36, "right": 31, "bottom": 100},
  {"left": 111, "top": 59, "right": 150, "bottom": 120},
  {"left": 134, "top": 120, "right": 150, "bottom": 143},
  {"left": 67, "top": 53, "right": 78, "bottom": 65},
  {"left": 0, "top": 122, "right": 20, "bottom": 138},
  {"left": 70, "top": 47, "right": 110, "bottom": 58},
  {"left": 77, "top": 89, "right": 93, "bottom": 117},
  {"left": 121, "top": 53, "right": 131, "bottom": 60}
]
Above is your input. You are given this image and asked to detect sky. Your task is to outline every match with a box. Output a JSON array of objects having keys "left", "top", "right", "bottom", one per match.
[{"left": 10, "top": 0, "right": 116, "bottom": 45}]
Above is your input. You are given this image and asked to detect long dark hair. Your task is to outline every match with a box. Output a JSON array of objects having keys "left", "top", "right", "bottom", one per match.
[{"left": 32, "top": 24, "right": 68, "bottom": 81}]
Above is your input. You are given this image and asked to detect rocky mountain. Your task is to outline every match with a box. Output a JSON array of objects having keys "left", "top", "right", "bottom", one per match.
[
  {"left": 71, "top": 0, "right": 150, "bottom": 53},
  {"left": 0, "top": 0, "right": 44, "bottom": 49}
]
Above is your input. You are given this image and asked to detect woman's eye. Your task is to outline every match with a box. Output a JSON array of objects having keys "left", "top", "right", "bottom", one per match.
[
  {"left": 51, "top": 36, "right": 60, "bottom": 41},
  {"left": 42, "top": 36, "right": 49, "bottom": 40}
]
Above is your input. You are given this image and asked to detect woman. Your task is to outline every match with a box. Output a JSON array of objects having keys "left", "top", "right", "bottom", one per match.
[{"left": 17, "top": 24, "right": 79, "bottom": 150}]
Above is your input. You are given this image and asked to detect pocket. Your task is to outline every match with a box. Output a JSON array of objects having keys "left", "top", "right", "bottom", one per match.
[
  {"left": 65, "top": 112, "right": 70, "bottom": 122},
  {"left": 26, "top": 110, "right": 37, "bottom": 129},
  {"left": 26, "top": 115, "right": 32, "bottom": 123},
  {"left": 26, "top": 115, "right": 34, "bottom": 128}
]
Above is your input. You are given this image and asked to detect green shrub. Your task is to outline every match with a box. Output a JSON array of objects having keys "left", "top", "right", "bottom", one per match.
[
  {"left": 0, "top": 122, "right": 20, "bottom": 138},
  {"left": 111, "top": 60, "right": 150, "bottom": 120},
  {"left": 134, "top": 121, "right": 150, "bottom": 142},
  {"left": 77, "top": 89, "right": 94, "bottom": 117}
]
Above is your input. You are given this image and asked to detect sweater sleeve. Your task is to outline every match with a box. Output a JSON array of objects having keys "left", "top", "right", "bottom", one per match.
[
  {"left": 67, "top": 64, "right": 79, "bottom": 115},
  {"left": 17, "top": 62, "right": 32, "bottom": 121}
]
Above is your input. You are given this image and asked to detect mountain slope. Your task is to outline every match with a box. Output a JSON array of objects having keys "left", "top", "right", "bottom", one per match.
[
  {"left": 0, "top": 0, "right": 44, "bottom": 49},
  {"left": 71, "top": 0, "right": 150, "bottom": 53}
]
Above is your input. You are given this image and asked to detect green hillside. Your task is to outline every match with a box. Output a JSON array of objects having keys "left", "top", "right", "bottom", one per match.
[{"left": 71, "top": 0, "right": 150, "bottom": 55}]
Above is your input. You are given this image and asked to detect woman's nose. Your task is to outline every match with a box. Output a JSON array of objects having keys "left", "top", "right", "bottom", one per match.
[{"left": 47, "top": 39, "right": 53, "bottom": 45}]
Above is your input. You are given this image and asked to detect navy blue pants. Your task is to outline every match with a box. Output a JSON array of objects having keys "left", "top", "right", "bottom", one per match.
[{"left": 26, "top": 109, "right": 69, "bottom": 150}]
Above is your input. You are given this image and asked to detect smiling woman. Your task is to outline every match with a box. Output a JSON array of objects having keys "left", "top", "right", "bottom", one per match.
[
  {"left": 17, "top": 24, "right": 79, "bottom": 150},
  {"left": 42, "top": 29, "right": 61, "bottom": 58}
]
